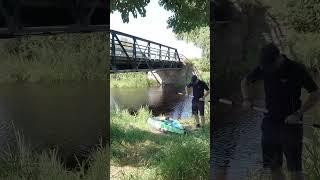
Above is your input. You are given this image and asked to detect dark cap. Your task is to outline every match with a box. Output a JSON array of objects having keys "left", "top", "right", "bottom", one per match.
[
  {"left": 259, "top": 43, "right": 280, "bottom": 68},
  {"left": 191, "top": 75, "right": 198, "bottom": 83}
]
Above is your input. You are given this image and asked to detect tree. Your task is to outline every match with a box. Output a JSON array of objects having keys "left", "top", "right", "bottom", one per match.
[
  {"left": 158, "top": 0, "right": 209, "bottom": 33},
  {"left": 285, "top": 0, "right": 320, "bottom": 33},
  {"left": 258, "top": 0, "right": 320, "bottom": 33},
  {"left": 110, "top": 0, "right": 151, "bottom": 23},
  {"left": 176, "top": 26, "right": 209, "bottom": 60},
  {"left": 111, "top": 0, "right": 208, "bottom": 34}
]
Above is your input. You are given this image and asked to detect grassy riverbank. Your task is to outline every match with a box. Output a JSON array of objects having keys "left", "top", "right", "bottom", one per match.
[
  {"left": 0, "top": 33, "right": 107, "bottom": 84},
  {"left": 110, "top": 73, "right": 158, "bottom": 88},
  {"left": 0, "top": 124, "right": 108, "bottom": 180},
  {"left": 111, "top": 106, "right": 210, "bottom": 180}
]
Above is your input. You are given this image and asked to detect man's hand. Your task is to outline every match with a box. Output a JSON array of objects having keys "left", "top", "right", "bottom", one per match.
[
  {"left": 285, "top": 111, "right": 302, "bottom": 125},
  {"left": 199, "top": 97, "right": 205, "bottom": 101},
  {"left": 242, "top": 99, "right": 252, "bottom": 110}
]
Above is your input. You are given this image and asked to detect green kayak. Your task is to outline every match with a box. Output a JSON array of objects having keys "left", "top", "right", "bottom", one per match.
[{"left": 148, "top": 116, "right": 186, "bottom": 134}]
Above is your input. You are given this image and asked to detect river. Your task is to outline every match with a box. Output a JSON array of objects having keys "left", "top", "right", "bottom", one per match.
[
  {"left": 110, "top": 85, "right": 194, "bottom": 120},
  {"left": 0, "top": 81, "right": 107, "bottom": 166}
]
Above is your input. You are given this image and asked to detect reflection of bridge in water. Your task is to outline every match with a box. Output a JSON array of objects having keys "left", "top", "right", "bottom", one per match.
[{"left": 110, "top": 30, "right": 184, "bottom": 73}]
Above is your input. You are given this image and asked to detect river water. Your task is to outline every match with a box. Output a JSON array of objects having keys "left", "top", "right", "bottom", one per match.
[
  {"left": 0, "top": 81, "right": 106, "bottom": 165},
  {"left": 110, "top": 85, "right": 194, "bottom": 120}
]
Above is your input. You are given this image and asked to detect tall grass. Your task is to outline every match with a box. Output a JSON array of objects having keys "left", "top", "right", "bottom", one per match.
[
  {"left": 0, "top": 33, "right": 107, "bottom": 84},
  {"left": 0, "top": 123, "right": 109, "bottom": 180},
  {"left": 111, "top": 107, "right": 210, "bottom": 180},
  {"left": 110, "top": 73, "right": 158, "bottom": 88}
]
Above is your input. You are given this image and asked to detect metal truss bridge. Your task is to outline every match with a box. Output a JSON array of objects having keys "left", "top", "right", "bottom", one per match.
[{"left": 110, "top": 30, "right": 184, "bottom": 73}]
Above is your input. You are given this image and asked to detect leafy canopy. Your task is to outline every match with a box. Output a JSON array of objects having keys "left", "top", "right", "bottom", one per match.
[
  {"left": 110, "top": 0, "right": 151, "bottom": 23},
  {"left": 111, "top": 0, "right": 208, "bottom": 34}
]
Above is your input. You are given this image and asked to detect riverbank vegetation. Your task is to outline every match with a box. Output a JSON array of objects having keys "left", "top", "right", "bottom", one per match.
[
  {"left": 111, "top": 105, "right": 210, "bottom": 180},
  {"left": 0, "top": 123, "right": 108, "bottom": 179},
  {"left": 0, "top": 32, "right": 106, "bottom": 84},
  {"left": 254, "top": 0, "right": 320, "bottom": 75},
  {"left": 110, "top": 73, "right": 158, "bottom": 88},
  {"left": 177, "top": 26, "right": 210, "bottom": 84},
  {"left": 220, "top": 0, "right": 320, "bottom": 80}
]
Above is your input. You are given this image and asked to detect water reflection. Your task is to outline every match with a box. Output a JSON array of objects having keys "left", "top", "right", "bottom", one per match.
[
  {"left": 0, "top": 82, "right": 106, "bottom": 163},
  {"left": 110, "top": 85, "right": 193, "bottom": 120}
]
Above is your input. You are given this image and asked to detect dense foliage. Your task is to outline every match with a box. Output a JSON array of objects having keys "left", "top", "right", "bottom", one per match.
[
  {"left": 257, "top": 0, "right": 320, "bottom": 71},
  {"left": 158, "top": 0, "right": 209, "bottom": 33},
  {"left": 176, "top": 26, "right": 210, "bottom": 60},
  {"left": 110, "top": 0, "right": 150, "bottom": 23},
  {"left": 112, "top": 0, "right": 208, "bottom": 34},
  {"left": 285, "top": 0, "right": 320, "bottom": 33}
]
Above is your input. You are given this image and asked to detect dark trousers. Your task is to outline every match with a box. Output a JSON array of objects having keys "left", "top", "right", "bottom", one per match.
[
  {"left": 192, "top": 99, "right": 205, "bottom": 116},
  {"left": 261, "top": 116, "right": 303, "bottom": 171}
]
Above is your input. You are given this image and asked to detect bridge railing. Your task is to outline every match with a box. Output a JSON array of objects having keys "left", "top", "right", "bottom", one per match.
[{"left": 110, "top": 29, "right": 181, "bottom": 70}]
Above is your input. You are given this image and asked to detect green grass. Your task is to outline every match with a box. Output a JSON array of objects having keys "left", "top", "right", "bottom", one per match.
[
  {"left": 110, "top": 106, "right": 210, "bottom": 180},
  {"left": 110, "top": 73, "right": 158, "bottom": 88},
  {"left": 0, "top": 33, "right": 107, "bottom": 84},
  {"left": 0, "top": 123, "right": 109, "bottom": 180}
]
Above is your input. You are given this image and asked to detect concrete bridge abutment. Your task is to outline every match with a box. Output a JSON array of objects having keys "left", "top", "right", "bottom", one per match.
[{"left": 147, "top": 64, "right": 194, "bottom": 86}]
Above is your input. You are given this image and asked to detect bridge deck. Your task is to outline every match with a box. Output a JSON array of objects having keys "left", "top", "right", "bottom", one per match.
[{"left": 110, "top": 57, "right": 183, "bottom": 73}]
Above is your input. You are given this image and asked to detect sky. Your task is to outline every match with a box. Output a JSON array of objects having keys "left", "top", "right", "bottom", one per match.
[{"left": 110, "top": 0, "right": 202, "bottom": 59}]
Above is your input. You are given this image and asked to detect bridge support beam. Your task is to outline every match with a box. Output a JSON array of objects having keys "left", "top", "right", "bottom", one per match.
[{"left": 147, "top": 67, "right": 192, "bottom": 86}]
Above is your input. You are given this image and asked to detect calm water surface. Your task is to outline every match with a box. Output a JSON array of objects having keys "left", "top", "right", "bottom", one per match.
[
  {"left": 0, "top": 81, "right": 106, "bottom": 163},
  {"left": 110, "top": 85, "right": 194, "bottom": 119}
]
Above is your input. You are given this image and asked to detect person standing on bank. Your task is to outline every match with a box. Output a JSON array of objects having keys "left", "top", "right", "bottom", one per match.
[
  {"left": 185, "top": 75, "right": 210, "bottom": 128},
  {"left": 241, "top": 43, "right": 320, "bottom": 180}
]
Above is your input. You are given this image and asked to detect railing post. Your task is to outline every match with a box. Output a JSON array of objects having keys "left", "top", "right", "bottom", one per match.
[
  {"left": 159, "top": 45, "right": 161, "bottom": 61},
  {"left": 133, "top": 38, "right": 136, "bottom": 59},
  {"left": 176, "top": 49, "right": 181, "bottom": 62},
  {"left": 133, "top": 37, "right": 137, "bottom": 69},
  {"left": 148, "top": 42, "right": 150, "bottom": 59},
  {"left": 111, "top": 32, "right": 116, "bottom": 70}
]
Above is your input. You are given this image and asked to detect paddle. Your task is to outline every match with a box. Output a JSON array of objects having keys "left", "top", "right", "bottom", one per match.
[
  {"left": 219, "top": 98, "right": 268, "bottom": 113},
  {"left": 218, "top": 98, "right": 320, "bottom": 129}
]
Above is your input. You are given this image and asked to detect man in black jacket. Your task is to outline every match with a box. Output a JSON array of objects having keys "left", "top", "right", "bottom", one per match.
[
  {"left": 241, "top": 43, "right": 320, "bottom": 180},
  {"left": 185, "top": 75, "right": 210, "bottom": 128}
]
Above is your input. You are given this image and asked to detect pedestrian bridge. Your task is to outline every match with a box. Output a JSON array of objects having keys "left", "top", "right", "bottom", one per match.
[{"left": 110, "top": 30, "right": 184, "bottom": 73}]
